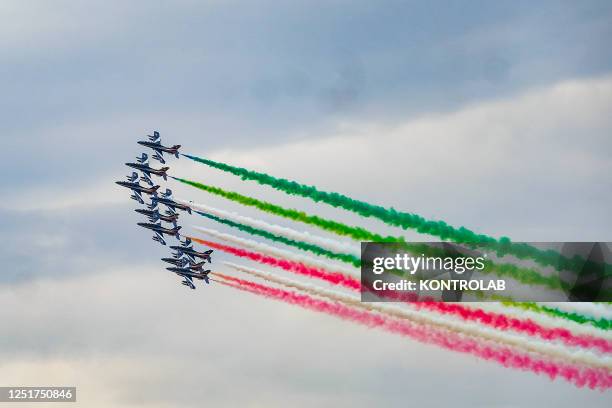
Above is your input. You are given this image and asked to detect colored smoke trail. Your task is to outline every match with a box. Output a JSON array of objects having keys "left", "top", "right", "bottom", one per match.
[
  {"left": 173, "top": 177, "right": 581, "bottom": 295},
  {"left": 534, "top": 304, "right": 611, "bottom": 331},
  {"left": 178, "top": 199, "right": 359, "bottom": 255},
  {"left": 190, "top": 209, "right": 360, "bottom": 267},
  {"left": 195, "top": 225, "right": 612, "bottom": 352},
  {"left": 480, "top": 303, "right": 612, "bottom": 339},
  {"left": 541, "top": 302, "right": 612, "bottom": 321},
  {"left": 180, "top": 155, "right": 611, "bottom": 276},
  {"left": 173, "top": 176, "right": 397, "bottom": 242},
  {"left": 222, "top": 262, "right": 611, "bottom": 367},
  {"left": 206, "top": 234, "right": 612, "bottom": 355},
  {"left": 182, "top": 202, "right": 583, "bottom": 301},
  {"left": 500, "top": 302, "right": 612, "bottom": 332},
  {"left": 213, "top": 272, "right": 612, "bottom": 390},
  {"left": 191, "top": 226, "right": 358, "bottom": 277},
  {"left": 190, "top": 236, "right": 360, "bottom": 291},
  {"left": 189, "top": 228, "right": 612, "bottom": 353},
  {"left": 190, "top": 227, "right": 611, "bottom": 352}
]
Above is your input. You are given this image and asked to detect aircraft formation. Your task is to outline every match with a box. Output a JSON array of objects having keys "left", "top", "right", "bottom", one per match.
[{"left": 116, "top": 131, "right": 213, "bottom": 290}]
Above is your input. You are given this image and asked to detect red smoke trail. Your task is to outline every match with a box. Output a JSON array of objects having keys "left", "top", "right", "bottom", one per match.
[
  {"left": 214, "top": 273, "right": 612, "bottom": 390},
  {"left": 374, "top": 289, "right": 612, "bottom": 354},
  {"left": 196, "top": 237, "right": 612, "bottom": 353},
  {"left": 190, "top": 237, "right": 360, "bottom": 291}
]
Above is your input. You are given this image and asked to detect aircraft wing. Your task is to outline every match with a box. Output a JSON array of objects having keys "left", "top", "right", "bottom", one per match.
[
  {"left": 130, "top": 190, "right": 144, "bottom": 204},
  {"left": 140, "top": 173, "right": 154, "bottom": 186},
  {"left": 181, "top": 278, "right": 195, "bottom": 289},
  {"left": 152, "top": 232, "right": 166, "bottom": 245},
  {"left": 182, "top": 252, "right": 196, "bottom": 262}
]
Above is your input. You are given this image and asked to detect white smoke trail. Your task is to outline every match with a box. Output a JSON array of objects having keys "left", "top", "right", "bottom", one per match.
[
  {"left": 222, "top": 262, "right": 612, "bottom": 369},
  {"left": 178, "top": 198, "right": 360, "bottom": 255},
  {"left": 192, "top": 226, "right": 612, "bottom": 341},
  {"left": 192, "top": 226, "right": 359, "bottom": 278}
]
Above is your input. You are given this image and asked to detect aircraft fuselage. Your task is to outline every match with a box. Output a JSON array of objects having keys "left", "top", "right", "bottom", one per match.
[
  {"left": 125, "top": 162, "right": 169, "bottom": 177},
  {"left": 137, "top": 222, "right": 180, "bottom": 236},
  {"left": 137, "top": 141, "right": 181, "bottom": 155},
  {"left": 115, "top": 181, "right": 159, "bottom": 195}
]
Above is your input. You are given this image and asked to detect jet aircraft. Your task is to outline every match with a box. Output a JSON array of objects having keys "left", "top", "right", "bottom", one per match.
[
  {"left": 116, "top": 178, "right": 160, "bottom": 204},
  {"left": 161, "top": 257, "right": 188, "bottom": 268},
  {"left": 181, "top": 279, "right": 196, "bottom": 290},
  {"left": 125, "top": 160, "right": 170, "bottom": 181},
  {"left": 149, "top": 195, "right": 192, "bottom": 214},
  {"left": 166, "top": 267, "right": 211, "bottom": 285},
  {"left": 169, "top": 244, "right": 213, "bottom": 263},
  {"left": 137, "top": 131, "right": 181, "bottom": 164},
  {"left": 135, "top": 208, "right": 179, "bottom": 226},
  {"left": 137, "top": 222, "right": 181, "bottom": 245}
]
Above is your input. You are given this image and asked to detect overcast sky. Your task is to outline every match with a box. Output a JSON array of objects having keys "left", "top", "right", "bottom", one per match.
[{"left": 1, "top": 1, "right": 611, "bottom": 407}]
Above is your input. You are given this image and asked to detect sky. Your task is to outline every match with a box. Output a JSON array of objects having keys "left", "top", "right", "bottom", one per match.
[{"left": 1, "top": 1, "right": 611, "bottom": 407}]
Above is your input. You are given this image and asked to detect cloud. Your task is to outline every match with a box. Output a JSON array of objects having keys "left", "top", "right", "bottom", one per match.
[
  {"left": 5, "top": 74, "right": 609, "bottom": 244},
  {"left": 200, "top": 74, "right": 612, "bottom": 240},
  {"left": 2, "top": 265, "right": 612, "bottom": 407},
  {"left": 3, "top": 3, "right": 612, "bottom": 405},
  {"left": 0, "top": 180, "right": 125, "bottom": 212}
]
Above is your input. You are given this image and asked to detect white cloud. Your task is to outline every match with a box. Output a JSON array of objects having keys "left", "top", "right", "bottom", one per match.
[
  {"left": 1, "top": 179, "right": 125, "bottom": 212},
  {"left": 2, "top": 264, "right": 610, "bottom": 407},
  {"left": 6, "top": 75, "right": 611, "bottom": 236},
  {"left": 201, "top": 74, "right": 612, "bottom": 240}
]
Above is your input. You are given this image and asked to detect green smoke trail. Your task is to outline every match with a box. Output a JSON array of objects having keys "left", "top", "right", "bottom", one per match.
[
  {"left": 179, "top": 176, "right": 610, "bottom": 329},
  {"left": 172, "top": 176, "right": 397, "bottom": 242},
  {"left": 193, "top": 210, "right": 361, "bottom": 267},
  {"left": 182, "top": 154, "right": 611, "bottom": 277},
  {"left": 173, "top": 176, "right": 608, "bottom": 297},
  {"left": 503, "top": 301, "right": 611, "bottom": 331}
]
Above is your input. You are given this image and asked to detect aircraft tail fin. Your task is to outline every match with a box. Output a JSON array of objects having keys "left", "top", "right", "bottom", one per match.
[
  {"left": 148, "top": 131, "right": 161, "bottom": 142},
  {"left": 174, "top": 146, "right": 181, "bottom": 158}
]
